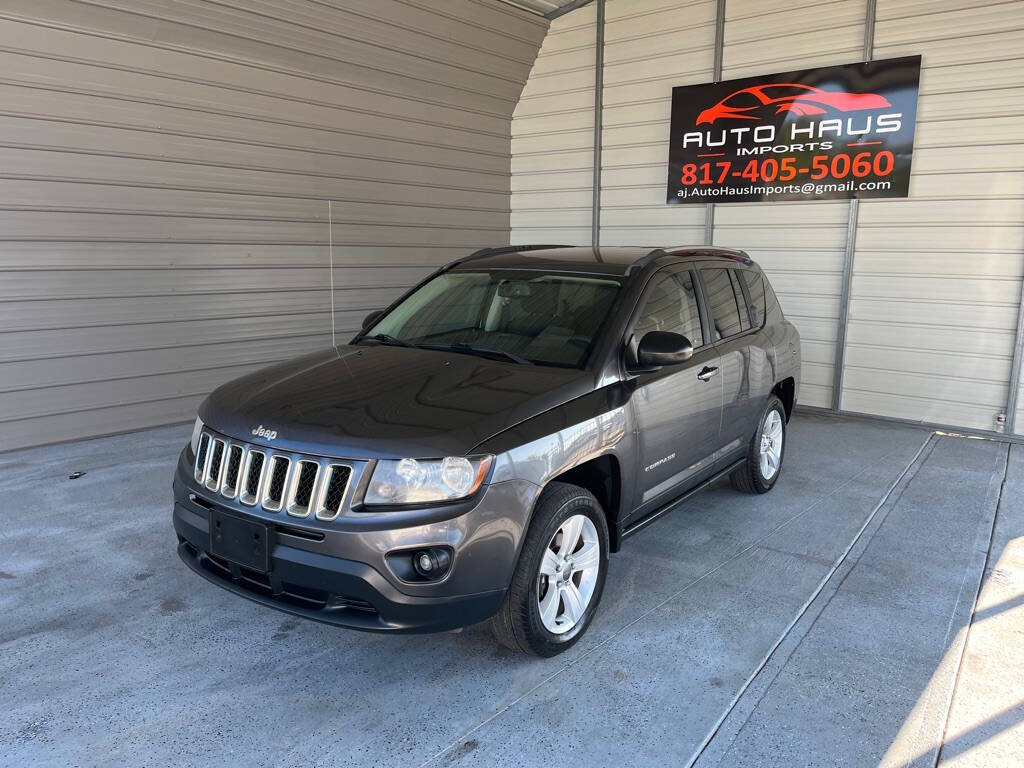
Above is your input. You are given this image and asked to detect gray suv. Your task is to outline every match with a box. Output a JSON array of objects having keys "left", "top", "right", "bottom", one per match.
[{"left": 172, "top": 245, "right": 801, "bottom": 656}]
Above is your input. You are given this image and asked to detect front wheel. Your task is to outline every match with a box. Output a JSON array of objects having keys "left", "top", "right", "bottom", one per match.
[
  {"left": 731, "top": 395, "right": 787, "bottom": 494},
  {"left": 490, "top": 482, "right": 609, "bottom": 657}
]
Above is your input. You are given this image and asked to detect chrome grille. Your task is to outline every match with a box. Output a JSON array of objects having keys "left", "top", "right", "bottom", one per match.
[
  {"left": 263, "top": 456, "right": 291, "bottom": 511},
  {"left": 318, "top": 465, "right": 352, "bottom": 521},
  {"left": 192, "top": 429, "right": 354, "bottom": 519},
  {"left": 205, "top": 439, "right": 226, "bottom": 492},
  {"left": 221, "top": 445, "right": 244, "bottom": 498},
  {"left": 239, "top": 450, "right": 265, "bottom": 505},
  {"left": 287, "top": 460, "right": 320, "bottom": 518},
  {"left": 194, "top": 433, "right": 211, "bottom": 481}
]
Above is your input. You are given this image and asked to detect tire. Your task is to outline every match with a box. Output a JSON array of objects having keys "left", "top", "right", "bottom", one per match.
[
  {"left": 490, "top": 482, "right": 609, "bottom": 657},
  {"left": 731, "top": 395, "right": 787, "bottom": 494}
]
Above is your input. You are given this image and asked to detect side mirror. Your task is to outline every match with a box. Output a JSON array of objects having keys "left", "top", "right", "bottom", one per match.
[
  {"left": 362, "top": 310, "right": 384, "bottom": 330},
  {"left": 636, "top": 331, "right": 693, "bottom": 368}
]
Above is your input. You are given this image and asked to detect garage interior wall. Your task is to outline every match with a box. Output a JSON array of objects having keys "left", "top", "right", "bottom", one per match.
[
  {"left": 0, "top": 0, "right": 548, "bottom": 451},
  {"left": 511, "top": 2, "right": 597, "bottom": 243},
  {"left": 511, "top": 0, "right": 1024, "bottom": 432},
  {"left": 847, "top": 0, "right": 1024, "bottom": 433}
]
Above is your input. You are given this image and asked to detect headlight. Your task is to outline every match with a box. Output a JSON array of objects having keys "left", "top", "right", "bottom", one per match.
[
  {"left": 364, "top": 455, "right": 493, "bottom": 506},
  {"left": 190, "top": 417, "right": 204, "bottom": 455}
]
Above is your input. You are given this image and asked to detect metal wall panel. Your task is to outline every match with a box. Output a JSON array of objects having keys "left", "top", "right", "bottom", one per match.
[
  {"left": 511, "top": 3, "right": 597, "bottom": 244},
  {"left": 600, "top": 0, "right": 716, "bottom": 248},
  {"left": 843, "top": 0, "right": 1024, "bottom": 432},
  {"left": 716, "top": 0, "right": 866, "bottom": 409},
  {"left": 0, "top": 0, "right": 547, "bottom": 450},
  {"left": 511, "top": 0, "right": 1024, "bottom": 433}
]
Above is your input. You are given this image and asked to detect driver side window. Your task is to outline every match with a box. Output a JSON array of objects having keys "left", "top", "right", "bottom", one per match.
[{"left": 634, "top": 271, "right": 704, "bottom": 348}]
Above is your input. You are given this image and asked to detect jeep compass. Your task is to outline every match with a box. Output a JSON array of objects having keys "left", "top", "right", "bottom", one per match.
[{"left": 172, "top": 245, "right": 801, "bottom": 656}]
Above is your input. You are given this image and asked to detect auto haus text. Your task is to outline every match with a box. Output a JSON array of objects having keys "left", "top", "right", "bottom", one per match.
[{"left": 680, "top": 113, "right": 903, "bottom": 155}]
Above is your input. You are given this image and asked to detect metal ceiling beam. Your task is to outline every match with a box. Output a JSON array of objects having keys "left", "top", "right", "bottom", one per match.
[
  {"left": 831, "top": 0, "right": 877, "bottom": 412},
  {"left": 591, "top": 0, "right": 604, "bottom": 248},
  {"left": 546, "top": 0, "right": 594, "bottom": 20},
  {"left": 703, "top": 0, "right": 727, "bottom": 246}
]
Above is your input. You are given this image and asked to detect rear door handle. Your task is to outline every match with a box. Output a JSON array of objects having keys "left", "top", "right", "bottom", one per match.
[{"left": 697, "top": 366, "right": 719, "bottom": 382}]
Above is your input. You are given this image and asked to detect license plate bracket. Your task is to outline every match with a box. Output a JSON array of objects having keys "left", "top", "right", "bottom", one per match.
[{"left": 209, "top": 508, "right": 270, "bottom": 573}]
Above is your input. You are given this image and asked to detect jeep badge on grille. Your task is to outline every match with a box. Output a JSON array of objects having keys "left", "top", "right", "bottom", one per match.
[{"left": 251, "top": 425, "right": 278, "bottom": 440}]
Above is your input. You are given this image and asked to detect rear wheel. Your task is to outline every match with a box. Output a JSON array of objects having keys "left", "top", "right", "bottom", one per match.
[
  {"left": 731, "top": 395, "right": 786, "bottom": 494},
  {"left": 490, "top": 482, "right": 608, "bottom": 656}
]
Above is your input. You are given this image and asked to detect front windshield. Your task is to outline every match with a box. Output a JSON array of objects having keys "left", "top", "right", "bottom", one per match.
[{"left": 361, "top": 270, "right": 623, "bottom": 368}]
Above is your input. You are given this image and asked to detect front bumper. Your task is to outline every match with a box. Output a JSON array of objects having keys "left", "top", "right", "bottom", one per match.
[{"left": 172, "top": 449, "right": 536, "bottom": 633}]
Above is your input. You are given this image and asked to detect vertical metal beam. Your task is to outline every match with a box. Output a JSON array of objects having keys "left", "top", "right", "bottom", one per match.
[
  {"left": 328, "top": 199, "right": 336, "bottom": 347},
  {"left": 1005, "top": 277, "right": 1024, "bottom": 432},
  {"left": 703, "top": 0, "right": 727, "bottom": 245},
  {"left": 590, "top": 0, "right": 605, "bottom": 248},
  {"left": 831, "top": 0, "right": 876, "bottom": 411}
]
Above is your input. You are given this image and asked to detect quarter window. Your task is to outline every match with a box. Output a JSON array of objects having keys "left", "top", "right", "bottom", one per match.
[
  {"left": 743, "top": 271, "right": 767, "bottom": 328},
  {"left": 633, "top": 271, "right": 704, "bottom": 348},
  {"left": 700, "top": 268, "right": 746, "bottom": 340}
]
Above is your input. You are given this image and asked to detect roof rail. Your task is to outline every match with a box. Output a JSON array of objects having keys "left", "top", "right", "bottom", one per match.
[
  {"left": 624, "top": 248, "right": 670, "bottom": 275},
  {"left": 665, "top": 245, "right": 752, "bottom": 264},
  {"left": 461, "top": 243, "right": 571, "bottom": 263}
]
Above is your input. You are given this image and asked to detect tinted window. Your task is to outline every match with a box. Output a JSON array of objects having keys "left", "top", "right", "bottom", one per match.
[
  {"left": 701, "top": 268, "right": 746, "bottom": 340},
  {"left": 634, "top": 271, "right": 703, "bottom": 347},
  {"left": 365, "top": 271, "right": 622, "bottom": 368},
  {"left": 743, "top": 271, "right": 767, "bottom": 328}
]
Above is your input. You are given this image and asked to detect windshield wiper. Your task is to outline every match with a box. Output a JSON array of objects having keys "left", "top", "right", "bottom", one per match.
[
  {"left": 419, "top": 341, "right": 532, "bottom": 365},
  {"left": 361, "top": 333, "right": 412, "bottom": 347}
]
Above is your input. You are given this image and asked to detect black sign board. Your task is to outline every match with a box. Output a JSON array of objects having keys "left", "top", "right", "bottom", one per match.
[{"left": 666, "top": 56, "right": 921, "bottom": 204}]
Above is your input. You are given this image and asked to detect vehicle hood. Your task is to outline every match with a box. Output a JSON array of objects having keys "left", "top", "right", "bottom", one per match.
[{"left": 200, "top": 345, "right": 595, "bottom": 459}]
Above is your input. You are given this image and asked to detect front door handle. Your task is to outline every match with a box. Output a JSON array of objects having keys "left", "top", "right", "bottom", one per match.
[{"left": 697, "top": 366, "right": 719, "bottom": 382}]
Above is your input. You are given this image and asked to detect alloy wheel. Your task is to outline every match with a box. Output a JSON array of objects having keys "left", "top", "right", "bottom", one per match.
[
  {"left": 537, "top": 513, "right": 600, "bottom": 634},
  {"left": 759, "top": 409, "right": 783, "bottom": 480}
]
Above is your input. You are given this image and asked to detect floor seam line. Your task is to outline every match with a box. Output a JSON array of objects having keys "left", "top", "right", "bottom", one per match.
[
  {"left": 419, "top": 438, "right": 931, "bottom": 767},
  {"left": 926, "top": 443, "right": 1009, "bottom": 768},
  {"left": 685, "top": 430, "right": 938, "bottom": 768}
]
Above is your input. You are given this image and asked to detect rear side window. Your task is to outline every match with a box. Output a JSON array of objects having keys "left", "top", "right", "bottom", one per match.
[
  {"left": 700, "top": 268, "right": 746, "bottom": 340},
  {"left": 633, "top": 270, "right": 704, "bottom": 348},
  {"left": 742, "top": 271, "right": 767, "bottom": 328}
]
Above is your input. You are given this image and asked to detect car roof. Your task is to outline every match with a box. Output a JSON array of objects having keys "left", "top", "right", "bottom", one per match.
[{"left": 447, "top": 245, "right": 754, "bottom": 277}]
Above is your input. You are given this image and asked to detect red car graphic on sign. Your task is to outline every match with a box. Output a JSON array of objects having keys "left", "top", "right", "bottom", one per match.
[{"left": 696, "top": 83, "right": 892, "bottom": 125}]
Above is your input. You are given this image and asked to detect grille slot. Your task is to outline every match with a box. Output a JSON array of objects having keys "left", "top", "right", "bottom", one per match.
[
  {"left": 194, "top": 433, "right": 211, "bottom": 482},
  {"left": 205, "top": 439, "right": 226, "bottom": 491},
  {"left": 317, "top": 465, "right": 352, "bottom": 521},
  {"left": 263, "top": 456, "right": 291, "bottom": 511},
  {"left": 239, "top": 450, "right": 265, "bottom": 506},
  {"left": 287, "top": 460, "right": 320, "bottom": 518},
  {"left": 221, "top": 445, "right": 244, "bottom": 498}
]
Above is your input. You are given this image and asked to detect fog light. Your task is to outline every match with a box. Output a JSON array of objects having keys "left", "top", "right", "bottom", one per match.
[{"left": 410, "top": 547, "right": 452, "bottom": 581}]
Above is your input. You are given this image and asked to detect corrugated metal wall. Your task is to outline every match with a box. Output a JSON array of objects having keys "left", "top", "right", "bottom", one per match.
[
  {"left": 844, "top": 0, "right": 1024, "bottom": 432},
  {"left": 511, "top": 0, "right": 1024, "bottom": 431},
  {"left": 0, "top": 0, "right": 547, "bottom": 450},
  {"left": 718, "top": 0, "right": 865, "bottom": 410},
  {"left": 511, "top": 2, "right": 596, "bottom": 244},
  {"left": 600, "top": 0, "right": 716, "bottom": 249}
]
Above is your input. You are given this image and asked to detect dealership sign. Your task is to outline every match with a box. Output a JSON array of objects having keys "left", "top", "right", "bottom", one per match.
[{"left": 666, "top": 56, "right": 921, "bottom": 204}]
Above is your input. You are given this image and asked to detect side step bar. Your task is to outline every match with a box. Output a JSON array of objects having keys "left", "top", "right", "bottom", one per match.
[{"left": 621, "top": 458, "right": 746, "bottom": 540}]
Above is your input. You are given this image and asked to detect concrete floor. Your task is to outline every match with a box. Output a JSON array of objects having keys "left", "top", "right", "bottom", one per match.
[{"left": 1, "top": 413, "right": 1022, "bottom": 767}]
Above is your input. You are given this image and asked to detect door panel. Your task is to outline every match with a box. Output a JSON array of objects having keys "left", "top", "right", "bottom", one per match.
[
  {"left": 700, "top": 267, "right": 759, "bottom": 449},
  {"left": 625, "top": 269, "right": 724, "bottom": 520},
  {"left": 631, "top": 346, "right": 724, "bottom": 517}
]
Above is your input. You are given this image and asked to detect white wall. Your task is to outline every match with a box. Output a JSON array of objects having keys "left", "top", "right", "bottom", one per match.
[
  {"left": 845, "top": 0, "right": 1024, "bottom": 432},
  {"left": 0, "top": 0, "right": 547, "bottom": 450},
  {"left": 511, "top": 3, "right": 596, "bottom": 244},
  {"left": 511, "top": 0, "right": 1024, "bottom": 431}
]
